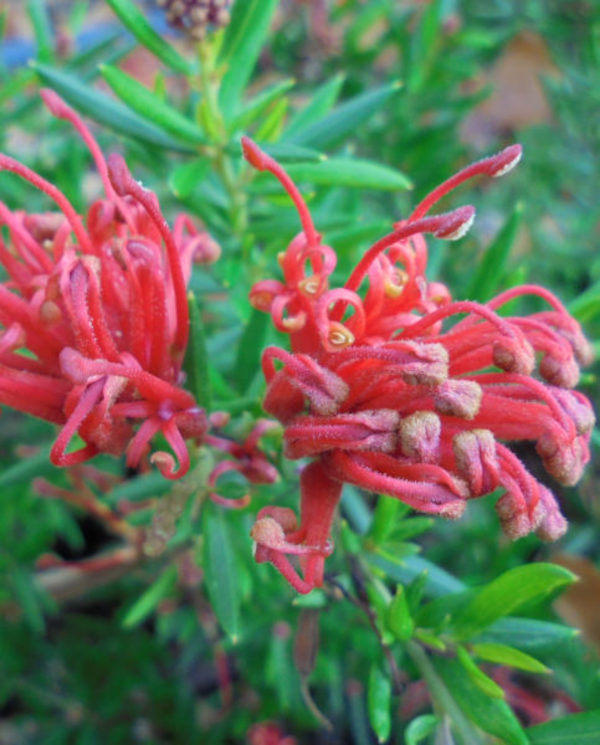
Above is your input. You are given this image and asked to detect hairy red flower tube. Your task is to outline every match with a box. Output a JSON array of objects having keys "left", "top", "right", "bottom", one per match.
[
  {"left": 243, "top": 137, "right": 595, "bottom": 593},
  {"left": 0, "top": 90, "right": 220, "bottom": 479}
]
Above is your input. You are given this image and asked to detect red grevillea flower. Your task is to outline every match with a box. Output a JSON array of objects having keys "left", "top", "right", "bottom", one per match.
[
  {"left": 242, "top": 137, "right": 595, "bottom": 594},
  {"left": 0, "top": 90, "right": 220, "bottom": 479}
]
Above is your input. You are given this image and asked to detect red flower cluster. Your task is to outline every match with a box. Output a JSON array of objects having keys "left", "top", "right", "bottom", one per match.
[
  {"left": 0, "top": 90, "right": 219, "bottom": 479},
  {"left": 243, "top": 137, "right": 595, "bottom": 593}
]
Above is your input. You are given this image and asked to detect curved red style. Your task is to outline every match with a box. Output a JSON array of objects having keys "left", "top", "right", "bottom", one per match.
[
  {"left": 0, "top": 91, "right": 219, "bottom": 478},
  {"left": 243, "top": 137, "right": 594, "bottom": 593}
]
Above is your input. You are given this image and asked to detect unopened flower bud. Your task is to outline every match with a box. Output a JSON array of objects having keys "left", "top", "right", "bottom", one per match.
[
  {"left": 400, "top": 411, "right": 441, "bottom": 463},
  {"left": 489, "top": 144, "right": 523, "bottom": 178},
  {"left": 539, "top": 353, "right": 580, "bottom": 389},
  {"left": 453, "top": 429, "right": 498, "bottom": 496},
  {"left": 435, "top": 379, "right": 482, "bottom": 420},
  {"left": 534, "top": 486, "right": 568, "bottom": 541},
  {"left": 492, "top": 336, "right": 535, "bottom": 375}
]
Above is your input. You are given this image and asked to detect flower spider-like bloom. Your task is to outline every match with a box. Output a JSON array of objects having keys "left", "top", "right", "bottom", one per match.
[
  {"left": 0, "top": 90, "right": 220, "bottom": 479},
  {"left": 243, "top": 137, "right": 595, "bottom": 593}
]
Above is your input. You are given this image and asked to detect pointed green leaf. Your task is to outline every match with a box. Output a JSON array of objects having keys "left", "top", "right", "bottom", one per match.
[
  {"left": 367, "top": 665, "right": 392, "bottom": 743},
  {"left": 466, "top": 202, "right": 524, "bottom": 302},
  {"left": 100, "top": 64, "right": 207, "bottom": 144},
  {"left": 285, "top": 158, "right": 412, "bottom": 191},
  {"left": 32, "top": 63, "right": 193, "bottom": 151},
  {"left": 234, "top": 307, "right": 269, "bottom": 393},
  {"left": 0, "top": 445, "right": 57, "bottom": 488},
  {"left": 452, "top": 563, "right": 576, "bottom": 639},
  {"left": 202, "top": 503, "right": 241, "bottom": 641},
  {"left": 456, "top": 645, "right": 506, "bottom": 699},
  {"left": 472, "top": 643, "right": 551, "bottom": 675},
  {"left": 169, "top": 159, "right": 211, "bottom": 199},
  {"left": 413, "top": 630, "right": 447, "bottom": 651},
  {"left": 255, "top": 142, "right": 323, "bottom": 162},
  {"left": 370, "top": 496, "right": 409, "bottom": 543},
  {"left": 435, "top": 657, "right": 529, "bottom": 745},
  {"left": 183, "top": 293, "right": 211, "bottom": 411},
  {"left": 230, "top": 78, "right": 295, "bottom": 133},
  {"left": 526, "top": 711, "right": 600, "bottom": 744},
  {"left": 105, "top": 471, "right": 172, "bottom": 505},
  {"left": 480, "top": 617, "right": 578, "bottom": 652},
  {"left": 366, "top": 552, "right": 465, "bottom": 597},
  {"left": 405, "top": 715, "right": 439, "bottom": 745},
  {"left": 388, "top": 585, "right": 414, "bottom": 641},
  {"left": 122, "top": 564, "right": 177, "bottom": 628},
  {"left": 568, "top": 279, "right": 600, "bottom": 323},
  {"left": 253, "top": 97, "right": 288, "bottom": 143},
  {"left": 105, "top": 0, "right": 191, "bottom": 74},
  {"left": 12, "top": 567, "right": 46, "bottom": 634},
  {"left": 286, "top": 81, "right": 402, "bottom": 149},
  {"left": 285, "top": 74, "right": 345, "bottom": 138},
  {"left": 218, "top": 0, "right": 278, "bottom": 117},
  {"left": 27, "top": 0, "right": 54, "bottom": 63}
]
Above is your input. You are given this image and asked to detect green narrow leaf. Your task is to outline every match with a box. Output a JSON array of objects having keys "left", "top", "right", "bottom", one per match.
[
  {"left": 285, "top": 74, "right": 345, "bottom": 138},
  {"left": 366, "top": 552, "right": 465, "bottom": 597},
  {"left": 0, "top": 445, "right": 57, "bottom": 488},
  {"left": 405, "top": 715, "right": 439, "bottom": 745},
  {"left": 105, "top": 471, "right": 172, "bottom": 505},
  {"left": 253, "top": 142, "right": 323, "bottom": 162},
  {"left": 122, "top": 564, "right": 177, "bottom": 628},
  {"left": 367, "top": 665, "right": 392, "bottom": 743},
  {"left": 526, "top": 710, "right": 600, "bottom": 744},
  {"left": 202, "top": 503, "right": 241, "bottom": 641},
  {"left": 285, "top": 158, "right": 412, "bottom": 191},
  {"left": 452, "top": 563, "right": 576, "bottom": 639},
  {"left": 471, "top": 643, "right": 551, "bottom": 675},
  {"left": 169, "top": 158, "right": 211, "bottom": 199},
  {"left": 286, "top": 81, "right": 402, "bottom": 149},
  {"left": 480, "top": 617, "right": 579, "bottom": 652},
  {"left": 218, "top": 0, "right": 278, "bottom": 117},
  {"left": 265, "top": 626, "right": 299, "bottom": 711},
  {"left": 105, "top": 0, "right": 191, "bottom": 74},
  {"left": 100, "top": 64, "right": 207, "bottom": 145},
  {"left": 568, "top": 279, "right": 600, "bottom": 323},
  {"left": 387, "top": 585, "right": 414, "bottom": 641},
  {"left": 27, "top": 0, "right": 54, "bottom": 63},
  {"left": 466, "top": 202, "right": 524, "bottom": 302},
  {"left": 456, "top": 645, "right": 506, "bottom": 699},
  {"left": 183, "top": 293, "right": 212, "bottom": 411},
  {"left": 12, "top": 567, "right": 46, "bottom": 634},
  {"left": 32, "top": 63, "right": 193, "bottom": 152},
  {"left": 434, "top": 657, "right": 529, "bottom": 745},
  {"left": 370, "top": 496, "right": 410, "bottom": 543},
  {"left": 233, "top": 307, "right": 269, "bottom": 393},
  {"left": 253, "top": 97, "right": 288, "bottom": 143},
  {"left": 230, "top": 78, "right": 295, "bottom": 133}
]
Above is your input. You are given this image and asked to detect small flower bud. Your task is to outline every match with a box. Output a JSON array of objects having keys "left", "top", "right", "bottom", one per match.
[
  {"left": 400, "top": 411, "right": 441, "bottom": 463},
  {"left": 453, "top": 429, "right": 499, "bottom": 496},
  {"left": 433, "top": 206, "right": 476, "bottom": 241},
  {"left": 434, "top": 379, "right": 482, "bottom": 420},
  {"left": 539, "top": 353, "right": 580, "bottom": 389},
  {"left": 489, "top": 144, "right": 523, "bottom": 178},
  {"left": 492, "top": 336, "right": 535, "bottom": 375},
  {"left": 534, "top": 486, "right": 568, "bottom": 541},
  {"left": 250, "top": 517, "right": 287, "bottom": 549}
]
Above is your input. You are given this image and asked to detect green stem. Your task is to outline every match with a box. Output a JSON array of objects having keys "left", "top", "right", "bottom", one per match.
[
  {"left": 406, "top": 640, "right": 481, "bottom": 745},
  {"left": 196, "top": 39, "right": 248, "bottom": 237}
]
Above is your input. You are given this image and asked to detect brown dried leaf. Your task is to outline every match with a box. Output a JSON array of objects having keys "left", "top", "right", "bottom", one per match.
[
  {"left": 461, "top": 30, "right": 561, "bottom": 147},
  {"left": 552, "top": 553, "right": 600, "bottom": 653}
]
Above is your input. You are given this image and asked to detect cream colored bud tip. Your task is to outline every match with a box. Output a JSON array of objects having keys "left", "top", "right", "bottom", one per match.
[
  {"left": 435, "top": 206, "right": 476, "bottom": 241},
  {"left": 490, "top": 144, "right": 523, "bottom": 178}
]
